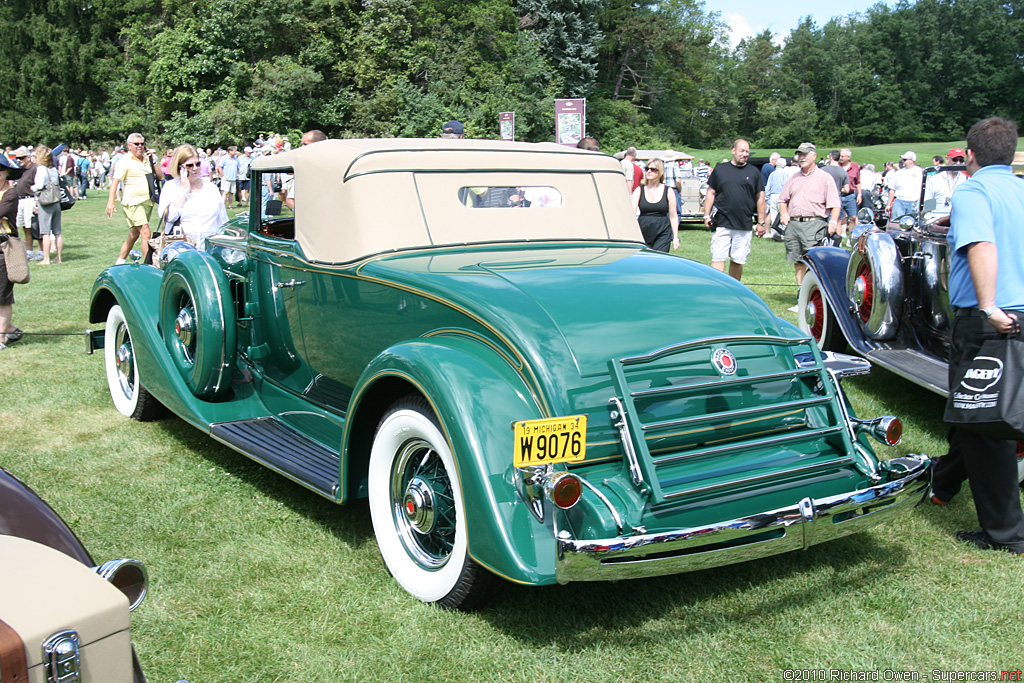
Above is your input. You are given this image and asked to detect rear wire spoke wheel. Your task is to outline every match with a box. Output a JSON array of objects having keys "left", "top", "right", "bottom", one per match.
[
  {"left": 368, "top": 397, "right": 492, "bottom": 609},
  {"left": 798, "top": 270, "right": 843, "bottom": 352},
  {"left": 104, "top": 304, "right": 163, "bottom": 421}
]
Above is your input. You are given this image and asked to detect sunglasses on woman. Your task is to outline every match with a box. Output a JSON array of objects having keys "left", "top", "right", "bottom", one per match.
[{"left": 182, "top": 162, "right": 200, "bottom": 169}]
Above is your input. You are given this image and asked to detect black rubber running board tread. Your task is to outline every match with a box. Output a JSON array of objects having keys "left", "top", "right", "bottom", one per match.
[{"left": 211, "top": 417, "right": 340, "bottom": 497}]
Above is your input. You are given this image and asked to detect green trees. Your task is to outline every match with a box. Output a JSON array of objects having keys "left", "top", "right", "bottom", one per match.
[{"left": 0, "top": 0, "right": 1020, "bottom": 149}]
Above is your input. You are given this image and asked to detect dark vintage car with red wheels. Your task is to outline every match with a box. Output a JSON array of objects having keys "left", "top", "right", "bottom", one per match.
[
  {"left": 0, "top": 466, "right": 152, "bottom": 683},
  {"left": 797, "top": 165, "right": 1024, "bottom": 482}
]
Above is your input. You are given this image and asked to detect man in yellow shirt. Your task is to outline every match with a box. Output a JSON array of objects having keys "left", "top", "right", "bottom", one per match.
[{"left": 106, "top": 132, "right": 163, "bottom": 264}]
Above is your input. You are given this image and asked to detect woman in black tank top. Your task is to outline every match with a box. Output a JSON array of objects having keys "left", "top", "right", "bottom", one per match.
[{"left": 632, "top": 158, "right": 679, "bottom": 253}]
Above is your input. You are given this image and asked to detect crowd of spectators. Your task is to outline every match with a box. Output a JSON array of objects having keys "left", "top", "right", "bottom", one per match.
[{"left": 0, "top": 131, "right": 302, "bottom": 352}]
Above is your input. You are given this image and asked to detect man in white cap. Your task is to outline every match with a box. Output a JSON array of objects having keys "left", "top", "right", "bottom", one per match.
[{"left": 886, "top": 150, "right": 922, "bottom": 218}]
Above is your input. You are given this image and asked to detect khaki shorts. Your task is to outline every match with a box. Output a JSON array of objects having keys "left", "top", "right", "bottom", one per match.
[
  {"left": 123, "top": 201, "right": 155, "bottom": 229},
  {"left": 221, "top": 179, "right": 237, "bottom": 193},
  {"left": 711, "top": 227, "right": 753, "bottom": 265},
  {"left": 785, "top": 218, "right": 827, "bottom": 264}
]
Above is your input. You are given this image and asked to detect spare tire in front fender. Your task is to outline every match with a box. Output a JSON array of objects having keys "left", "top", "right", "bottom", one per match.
[
  {"left": 159, "top": 249, "right": 237, "bottom": 400},
  {"left": 846, "top": 230, "right": 903, "bottom": 341}
]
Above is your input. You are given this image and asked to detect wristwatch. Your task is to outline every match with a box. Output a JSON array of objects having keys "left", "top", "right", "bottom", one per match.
[{"left": 981, "top": 306, "right": 1000, "bottom": 319}]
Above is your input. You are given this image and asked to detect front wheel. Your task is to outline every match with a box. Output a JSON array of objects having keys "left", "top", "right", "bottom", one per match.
[
  {"left": 104, "top": 304, "right": 163, "bottom": 421},
  {"left": 798, "top": 270, "right": 844, "bottom": 352},
  {"left": 368, "top": 397, "right": 492, "bottom": 610}
]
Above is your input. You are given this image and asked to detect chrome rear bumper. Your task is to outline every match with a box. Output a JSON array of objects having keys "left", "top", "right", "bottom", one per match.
[{"left": 555, "top": 455, "right": 931, "bottom": 584}]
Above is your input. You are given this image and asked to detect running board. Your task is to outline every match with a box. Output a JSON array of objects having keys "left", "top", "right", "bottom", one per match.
[
  {"left": 863, "top": 348, "right": 948, "bottom": 397},
  {"left": 210, "top": 417, "right": 340, "bottom": 499}
]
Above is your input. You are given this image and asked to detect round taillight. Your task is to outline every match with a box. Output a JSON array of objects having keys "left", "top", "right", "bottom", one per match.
[
  {"left": 885, "top": 418, "right": 903, "bottom": 446},
  {"left": 550, "top": 473, "right": 582, "bottom": 510}
]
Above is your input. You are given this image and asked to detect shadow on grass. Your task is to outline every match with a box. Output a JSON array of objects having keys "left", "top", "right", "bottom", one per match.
[
  {"left": 481, "top": 531, "right": 909, "bottom": 647},
  {"left": 153, "top": 415, "right": 376, "bottom": 550}
]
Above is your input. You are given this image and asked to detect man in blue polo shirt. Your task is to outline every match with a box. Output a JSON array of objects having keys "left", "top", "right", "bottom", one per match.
[{"left": 932, "top": 116, "right": 1024, "bottom": 555}]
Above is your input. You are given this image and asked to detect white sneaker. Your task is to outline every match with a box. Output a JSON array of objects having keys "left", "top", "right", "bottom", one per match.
[
  {"left": 115, "top": 257, "right": 127, "bottom": 265},
  {"left": 787, "top": 305, "right": 799, "bottom": 313}
]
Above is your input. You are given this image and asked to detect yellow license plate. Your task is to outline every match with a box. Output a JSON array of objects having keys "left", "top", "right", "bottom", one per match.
[{"left": 513, "top": 415, "right": 587, "bottom": 468}]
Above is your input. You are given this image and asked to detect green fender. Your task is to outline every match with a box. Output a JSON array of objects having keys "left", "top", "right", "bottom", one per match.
[
  {"left": 91, "top": 265, "right": 208, "bottom": 422},
  {"left": 347, "top": 334, "right": 558, "bottom": 586},
  {"left": 159, "top": 250, "right": 237, "bottom": 400},
  {"left": 91, "top": 263, "right": 251, "bottom": 428}
]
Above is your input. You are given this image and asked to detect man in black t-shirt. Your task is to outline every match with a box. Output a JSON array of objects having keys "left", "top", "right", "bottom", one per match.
[{"left": 703, "top": 139, "right": 767, "bottom": 281}]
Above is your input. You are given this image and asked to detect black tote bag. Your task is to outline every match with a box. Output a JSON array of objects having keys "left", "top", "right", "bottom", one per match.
[{"left": 944, "top": 334, "right": 1024, "bottom": 440}]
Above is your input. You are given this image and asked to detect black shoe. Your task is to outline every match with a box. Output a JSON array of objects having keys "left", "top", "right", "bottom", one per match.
[{"left": 955, "top": 529, "right": 1024, "bottom": 555}]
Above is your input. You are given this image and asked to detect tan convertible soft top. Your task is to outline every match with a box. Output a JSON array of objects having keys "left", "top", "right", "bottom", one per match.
[{"left": 250, "top": 138, "right": 642, "bottom": 263}]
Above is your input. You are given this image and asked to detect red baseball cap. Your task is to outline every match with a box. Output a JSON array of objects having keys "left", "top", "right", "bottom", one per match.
[{"left": 948, "top": 148, "right": 966, "bottom": 160}]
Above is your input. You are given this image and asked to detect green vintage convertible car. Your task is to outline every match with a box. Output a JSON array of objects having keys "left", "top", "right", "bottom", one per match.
[{"left": 89, "top": 139, "right": 931, "bottom": 609}]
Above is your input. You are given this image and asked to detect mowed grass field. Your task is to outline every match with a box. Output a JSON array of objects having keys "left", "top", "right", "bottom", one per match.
[{"left": 2, "top": 186, "right": 1023, "bottom": 683}]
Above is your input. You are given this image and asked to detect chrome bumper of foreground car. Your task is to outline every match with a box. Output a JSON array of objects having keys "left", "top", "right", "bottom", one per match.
[{"left": 555, "top": 455, "right": 931, "bottom": 584}]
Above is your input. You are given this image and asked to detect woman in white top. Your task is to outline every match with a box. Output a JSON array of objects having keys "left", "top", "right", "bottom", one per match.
[
  {"left": 30, "top": 145, "right": 62, "bottom": 264},
  {"left": 157, "top": 144, "right": 228, "bottom": 251}
]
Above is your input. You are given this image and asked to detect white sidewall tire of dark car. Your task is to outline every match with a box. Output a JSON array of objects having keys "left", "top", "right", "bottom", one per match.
[
  {"left": 798, "top": 270, "right": 843, "bottom": 352},
  {"left": 104, "top": 304, "right": 161, "bottom": 421},
  {"left": 368, "top": 398, "right": 479, "bottom": 607}
]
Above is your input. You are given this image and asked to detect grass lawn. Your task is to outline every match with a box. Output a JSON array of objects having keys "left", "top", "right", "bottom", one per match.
[{"left": 2, "top": 193, "right": 1023, "bottom": 683}]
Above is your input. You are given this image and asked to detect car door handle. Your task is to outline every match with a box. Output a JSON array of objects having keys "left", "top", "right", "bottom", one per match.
[{"left": 275, "top": 279, "right": 306, "bottom": 289}]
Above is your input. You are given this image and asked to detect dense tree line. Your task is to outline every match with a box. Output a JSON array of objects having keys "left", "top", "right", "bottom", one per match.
[{"left": 0, "top": 0, "right": 1020, "bottom": 150}]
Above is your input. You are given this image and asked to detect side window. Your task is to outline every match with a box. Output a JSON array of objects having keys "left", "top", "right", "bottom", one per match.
[{"left": 255, "top": 169, "right": 296, "bottom": 239}]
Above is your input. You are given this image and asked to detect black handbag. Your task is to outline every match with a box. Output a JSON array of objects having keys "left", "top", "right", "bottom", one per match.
[
  {"left": 58, "top": 179, "right": 75, "bottom": 211},
  {"left": 145, "top": 157, "right": 161, "bottom": 203},
  {"left": 944, "top": 329, "right": 1024, "bottom": 440},
  {"left": 145, "top": 172, "right": 160, "bottom": 204}
]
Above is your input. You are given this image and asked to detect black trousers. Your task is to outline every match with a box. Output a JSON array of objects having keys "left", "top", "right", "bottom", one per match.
[{"left": 935, "top": 310, "right": 1024, "bottom": 550}]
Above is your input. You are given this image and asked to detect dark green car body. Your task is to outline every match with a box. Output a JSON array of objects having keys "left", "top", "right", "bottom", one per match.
[{"left": 90, "top": 139, "right": 931, "bottom": 608}]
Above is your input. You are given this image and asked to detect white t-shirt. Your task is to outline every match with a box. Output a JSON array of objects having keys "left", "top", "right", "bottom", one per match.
[
  {"left": 157, "top": 178, "right": 228, "bottom": 249},
  {"left": 890, "top": 166, "right": 923, "bottom": 201}
]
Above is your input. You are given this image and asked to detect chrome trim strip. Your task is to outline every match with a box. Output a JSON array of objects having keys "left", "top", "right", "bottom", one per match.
[
  {"left": 827, "top": 368, "right": 879, "bottom": 479},
  {"left": 631, "top": 367, "right": 821, "bottom": 398},
  {"left": 653, "top": 425, "right": 846, "bottom": 467},
  {"left": 577, "top": 476, "right": 625, "bottom": 535},
  {"left": 661, "top": 456, "right": 856, "bottom": 500},
  {"left": 619, "top": 335, "right": 813, "bottom": 365},
  {"left": 555, "top": 456, "right": 930, "bottom": 583},
  {"left": 642, "top": 395, "right": 833, "bottom": 432}
]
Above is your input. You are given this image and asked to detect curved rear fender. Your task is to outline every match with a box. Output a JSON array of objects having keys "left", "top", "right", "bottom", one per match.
[
  {"left": 345, "top": 336, "right": 557, "bottom": 586},
  {"left": 803, "top": 247, "right": 872, "bottom": 352},
  {"left": 89, "top": 266, "right": 213, "bottom": 426}
]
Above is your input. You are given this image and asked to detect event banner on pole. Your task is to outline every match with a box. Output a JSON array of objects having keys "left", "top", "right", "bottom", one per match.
[
  {"left": 499, "top": 112, "right": 515, "bottom": 141},
  {"left": 554, "top": 98, "right": 585, "bottom": 147}
]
